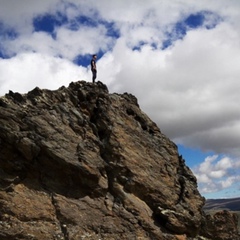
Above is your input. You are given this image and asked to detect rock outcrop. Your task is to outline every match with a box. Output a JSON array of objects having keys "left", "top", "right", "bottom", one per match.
[
  {"left": 200, "top": 210, "right": 239, "bottom": 240},
  {"left": 0, "top": 81, "right": 238, "bottom": 240}
]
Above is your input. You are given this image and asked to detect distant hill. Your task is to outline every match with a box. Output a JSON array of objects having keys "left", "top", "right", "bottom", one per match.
[{"left": 204, "top": 197, "right": 240, "bottom": 211}]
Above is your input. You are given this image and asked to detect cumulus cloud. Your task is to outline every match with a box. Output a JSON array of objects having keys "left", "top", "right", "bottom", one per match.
[
  {"left": 193, "top": 154, "right": 240, "bottom": 195},
  {"left": 0, "top": 53, "right": 89, "bottom": 94}
]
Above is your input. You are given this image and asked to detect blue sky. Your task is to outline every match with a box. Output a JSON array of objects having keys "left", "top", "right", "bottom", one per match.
[{"left": 0, "top": 0, "right": 240, "bottom": 199}]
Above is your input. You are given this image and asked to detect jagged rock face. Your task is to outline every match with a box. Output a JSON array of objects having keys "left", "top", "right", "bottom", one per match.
[
  {"left": 200, "top": 210, "right": 239, "bottom": 240},
  {"left": 0, "top": 80, "right": 227, "bottom": 240}
]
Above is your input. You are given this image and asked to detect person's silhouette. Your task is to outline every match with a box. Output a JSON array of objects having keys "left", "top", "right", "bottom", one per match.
[{"left": 91, "top": 54, "right": 97, "bottom": 83}]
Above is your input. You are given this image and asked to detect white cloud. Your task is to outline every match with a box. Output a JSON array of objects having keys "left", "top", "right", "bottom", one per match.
[
  {"left": 193, "top": 154, "right": 240, "bottom": 195},
  {"left": 0, "top": 0, "right": 60, "bottom": 33},
  {"left": 216, "top": 157, "right": 233, "bottom": 169},
  {"left": 196, "top": 173, "right": 210, "bottom": 184},
  {"left": 5, "top": 32, "right": 56, "bottom": 57},
  {"left": 209, "top": 170, "right": 226, "bottom": 179},
  {"left": 220, "top": 176, "right": 238, "bottom": 189},
  {"left": 55, "top": 24, "right": 114, "bottom": 59},
  {"left": 0, "top": 53, "right": 89, "bottom": 95},
  {"left": 198, "top": 155, "right": 218, "bottom": 172}
]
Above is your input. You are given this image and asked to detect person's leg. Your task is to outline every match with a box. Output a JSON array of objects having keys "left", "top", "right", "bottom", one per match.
[
  {"left": 92, "top": 70, "right": 97, "bottom": 83},
  {"left": 92, "top": 70, "right": 94, "bottom": 82}
]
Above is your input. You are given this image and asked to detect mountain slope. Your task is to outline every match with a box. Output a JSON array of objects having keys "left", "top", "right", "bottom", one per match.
[
  {"left": 204, "top": 198, "right": 240, "bottom": 211},
  {"left": 0, "top": 81, "right": 238, "bottom": 240}
]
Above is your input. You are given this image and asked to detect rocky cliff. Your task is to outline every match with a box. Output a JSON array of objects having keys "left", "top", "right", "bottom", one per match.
[{"left": 0, "top": 81, "right": 238, "bottom": 240}]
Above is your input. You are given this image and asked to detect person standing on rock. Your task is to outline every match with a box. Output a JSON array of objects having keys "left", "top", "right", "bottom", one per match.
[{"left": 91, "top": 54, "right": 97, "bottom": 83}]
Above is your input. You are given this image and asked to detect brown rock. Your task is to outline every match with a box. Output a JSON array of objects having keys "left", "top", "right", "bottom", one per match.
[
  {"left": 0, "top": 80, "right": 235, "bottom": 240},
  {"left": 200, "top": 210, "right": 240, "bottom": 240}
]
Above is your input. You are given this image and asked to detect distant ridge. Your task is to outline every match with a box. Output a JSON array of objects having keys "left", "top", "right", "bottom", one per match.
[{"left": 204, "top": 197, "right": 240, "bottom": 211}]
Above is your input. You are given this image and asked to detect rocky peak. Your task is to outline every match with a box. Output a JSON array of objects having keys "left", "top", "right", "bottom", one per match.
[{"left": 0, "top": 81, "right": 238, "bottom": 240}]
